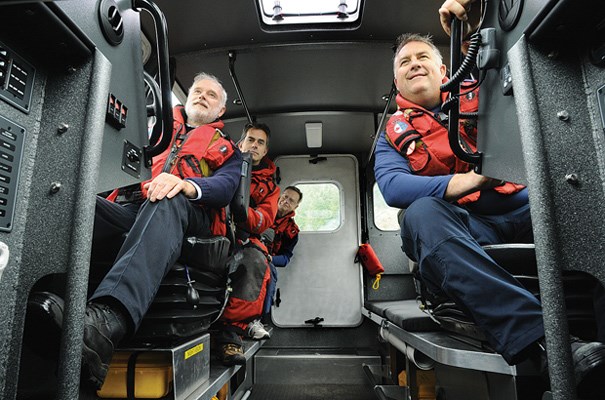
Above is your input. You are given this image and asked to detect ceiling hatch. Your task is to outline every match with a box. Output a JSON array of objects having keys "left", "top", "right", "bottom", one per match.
[{"left": 257, "top": 0, "right": 362, "bottom": 31}]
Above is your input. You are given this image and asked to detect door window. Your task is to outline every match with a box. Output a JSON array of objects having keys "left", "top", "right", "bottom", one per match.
[{"left": 295, "top": 182, "right": 342, "bottom": 232}]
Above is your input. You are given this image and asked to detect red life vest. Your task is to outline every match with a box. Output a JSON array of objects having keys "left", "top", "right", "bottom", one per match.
[
  {"left": 245, "top": 156, "right": 279, "bottom": 253},
  {"left": 249, "top": 157, "right": 278, "bottom": 209},
  {"left": 269, "top": 211, "right": 299, "bottom": 255},
  {"left": 146, "top": 105, "right": 235, "bottom": 187},
  {"left": 109, "top": 106, "right": 237, "bottom": 236},
  {"left": 385, "top": 85, "right": 523, "bottom": 205}
]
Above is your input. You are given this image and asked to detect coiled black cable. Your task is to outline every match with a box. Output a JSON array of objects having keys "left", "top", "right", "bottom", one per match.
[{"left": 440, "top": 31, "right": 481, "bottom": 93}]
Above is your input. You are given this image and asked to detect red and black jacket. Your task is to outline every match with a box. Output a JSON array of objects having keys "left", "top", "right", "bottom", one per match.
[
  {"left": 240, "top": 156, "right": 280, "bottom": 253},
  {"left": 269, "top": 211, "right": 299, "bottom": 256},
  {"left": 146, "top": 106, "right": 235, "bottom": 186}
]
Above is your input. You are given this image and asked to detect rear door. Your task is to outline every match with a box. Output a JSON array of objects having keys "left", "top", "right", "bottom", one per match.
[{"left": 272, "top": 155, "right": 362, "bottom": 327}]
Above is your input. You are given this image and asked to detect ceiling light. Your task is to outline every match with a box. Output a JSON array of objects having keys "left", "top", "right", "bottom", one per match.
[{"left": 305, "top": 122, "right": 322, "bottom": 148}]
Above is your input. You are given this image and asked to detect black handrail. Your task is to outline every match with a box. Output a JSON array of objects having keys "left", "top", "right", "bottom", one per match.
[
  {"left": 443, "top": 18, "right": 482, "bottom": 167},
  {"left": 228, "top": 50, "right": 253, "bottom": 124},
  {"left": 135, "top": 0, "right": 173, "bottom": 167},
  {"left": 367, "top": 82, "right": 397, "bottom": 165},
  {"left": 143, "top": 71, "right": 163, "bottom": 147}
]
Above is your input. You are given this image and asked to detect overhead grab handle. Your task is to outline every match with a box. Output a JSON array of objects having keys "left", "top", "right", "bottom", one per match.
[
  {"left": 228, "top": 51, "right": 253, "bottom": 124},
  {"left": 441, "top": 18, "right": 482, "bottom": 168},
  {"left": 135, "top": 0, "right": 173, "bottom": 167}
]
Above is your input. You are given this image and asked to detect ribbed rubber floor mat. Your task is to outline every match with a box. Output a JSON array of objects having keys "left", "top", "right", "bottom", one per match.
[{"left": 247, "top": 384, "right": 376, "bottom": 399}]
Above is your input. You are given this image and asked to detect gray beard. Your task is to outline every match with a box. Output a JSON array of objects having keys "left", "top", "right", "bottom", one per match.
[{"left": 185, "top": 103, "right": 220, "bottom": 126}]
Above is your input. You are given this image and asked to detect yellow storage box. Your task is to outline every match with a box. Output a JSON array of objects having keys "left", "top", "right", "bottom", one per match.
[{"left": 97, "top": 352, "right": 173, "bottom": 399}]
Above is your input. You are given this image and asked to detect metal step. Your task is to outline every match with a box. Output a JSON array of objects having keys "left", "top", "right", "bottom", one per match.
[{"left": 254, "top": 348, "right": 381, "bottom": 385}]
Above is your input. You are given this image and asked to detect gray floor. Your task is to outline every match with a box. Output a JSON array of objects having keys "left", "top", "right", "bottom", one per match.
[{"left": 247, "top": 384, "right": 376, "bottom": 400}]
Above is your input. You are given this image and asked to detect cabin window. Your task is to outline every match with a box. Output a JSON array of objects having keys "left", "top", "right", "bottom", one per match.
[
  {"left": 147, "top": 91, "right": 182, "bottom": 136},
  {"left": 257, "top": 0, "right": 361, "bottom": 27},
  {"left": 294, "top": 182, "right": 342, "bottom": 232},
  {"left": 171, "top": 92, "right": 181, "bottom": 106},
  {"left": 373, "top": 183, "right": 400, "bottom": 231}
]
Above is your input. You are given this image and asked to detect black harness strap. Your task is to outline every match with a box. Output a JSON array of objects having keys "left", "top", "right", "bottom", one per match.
[{"left": 126, "top": 351, "right": 141, "bottom": 400}]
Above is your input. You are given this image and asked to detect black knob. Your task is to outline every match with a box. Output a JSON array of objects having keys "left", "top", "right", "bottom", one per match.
[
  {"left": 186, "top": 285, "right": 200, "bottom": 306},
  {"left": 108, "top": 6, "right": 123, "bottom": 35}
]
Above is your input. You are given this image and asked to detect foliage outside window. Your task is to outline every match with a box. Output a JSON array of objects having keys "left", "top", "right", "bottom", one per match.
[
  {"left": 294, "top": 183, "right": 342, "bottom": 232},
  {"left": 373, "top": 183, "right": 400, "bottom": 231}
]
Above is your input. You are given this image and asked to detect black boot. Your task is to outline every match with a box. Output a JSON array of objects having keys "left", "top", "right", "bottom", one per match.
[
  {"left": 24, "top": 292, "right": 65, "bottom": 359},
  {"left": 219, "top": 343, "right": 246, "bottom": 366},
  {"left": 536, "top": 336, "right": 605, "bottom": 399},
  {"left": 81, "top": 302, "right": 129, "bottom": 390},
  {"left": 570, "top": 336, "right": 605, "bottom": 399}
]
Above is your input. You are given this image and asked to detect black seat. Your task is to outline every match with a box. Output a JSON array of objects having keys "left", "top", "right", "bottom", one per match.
[{"left": 133, "top": 236, "right": 233, "bottom": 341}]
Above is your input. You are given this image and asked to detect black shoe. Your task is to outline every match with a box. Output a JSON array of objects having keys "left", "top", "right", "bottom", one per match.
[
  {"left": 81, "top": 302, "right": 128, "bottom": 390},
  {"left": 24, "top": 292, "right": 65, "bottom": 359},
  {"left": 219, "top": 343, "right": 246, "bottom": 366},
  {"left": 570, "top": 337, "right": 605, "bottom": 399}
]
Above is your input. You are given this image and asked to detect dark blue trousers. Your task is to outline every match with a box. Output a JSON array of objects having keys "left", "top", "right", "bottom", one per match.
[
  {"left": 401, "top": 197, "right": 544, "bottom": 364},
  {"left": 91, "top": 195, "right": 210, "bottom": 328}
]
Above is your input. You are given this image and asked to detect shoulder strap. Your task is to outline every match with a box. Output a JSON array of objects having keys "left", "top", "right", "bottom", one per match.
[
  {"left": 162, "top": 127, "right": 224, "bottom": 176},
  {"left": 126, "top": 351, "right": 142, "bottom": 400},
  {"left": 161, "top": 124, "right": 189, "bottom": 173}
]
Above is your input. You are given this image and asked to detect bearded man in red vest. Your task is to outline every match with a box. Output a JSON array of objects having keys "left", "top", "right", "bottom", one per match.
[{"left": 29, "top": 72, "right": 242, "bottom": 389}]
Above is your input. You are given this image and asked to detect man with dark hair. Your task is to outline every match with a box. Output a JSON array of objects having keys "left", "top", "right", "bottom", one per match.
[
  {"left": 373, "top": 9, "right": 605, "bottom": 396},
  {"left": 247, "top": 185, "right": 303, "bottom": 339},
  {"left": 241, "top": 122, "right": 272, "bottom": 143},
  {"left": 267, "top": 186, "right": 302, "bottom": 268},
  {"left": 215, "top": 122, "right": 280, "bottom": 365},
  {"left": 29, "top": 73, "right": 242, "bottom": 389}
]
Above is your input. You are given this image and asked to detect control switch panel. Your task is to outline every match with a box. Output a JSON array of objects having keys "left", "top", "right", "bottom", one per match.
[
  {"left": 0, "top": 115, "right": 25, "bottom": 232},
  {"left": 0, "top": 40, "right": 35, "bottom": 113}
]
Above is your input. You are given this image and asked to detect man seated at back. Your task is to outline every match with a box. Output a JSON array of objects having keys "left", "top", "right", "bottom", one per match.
[
  {"left": 373, "top": 7, "right": 605, "bottom": 395},
  {"left": 247, "top": 185, "right": 303, "bottom": 339},
  {"left": 267, "top": 186, "right": 302, "bottom": 269},
  {"left": 215, "top": 122, "right": 280, "bottom": 365},
  {"left": 29, "top": 72, "right": 242, "bottom": 389}
]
